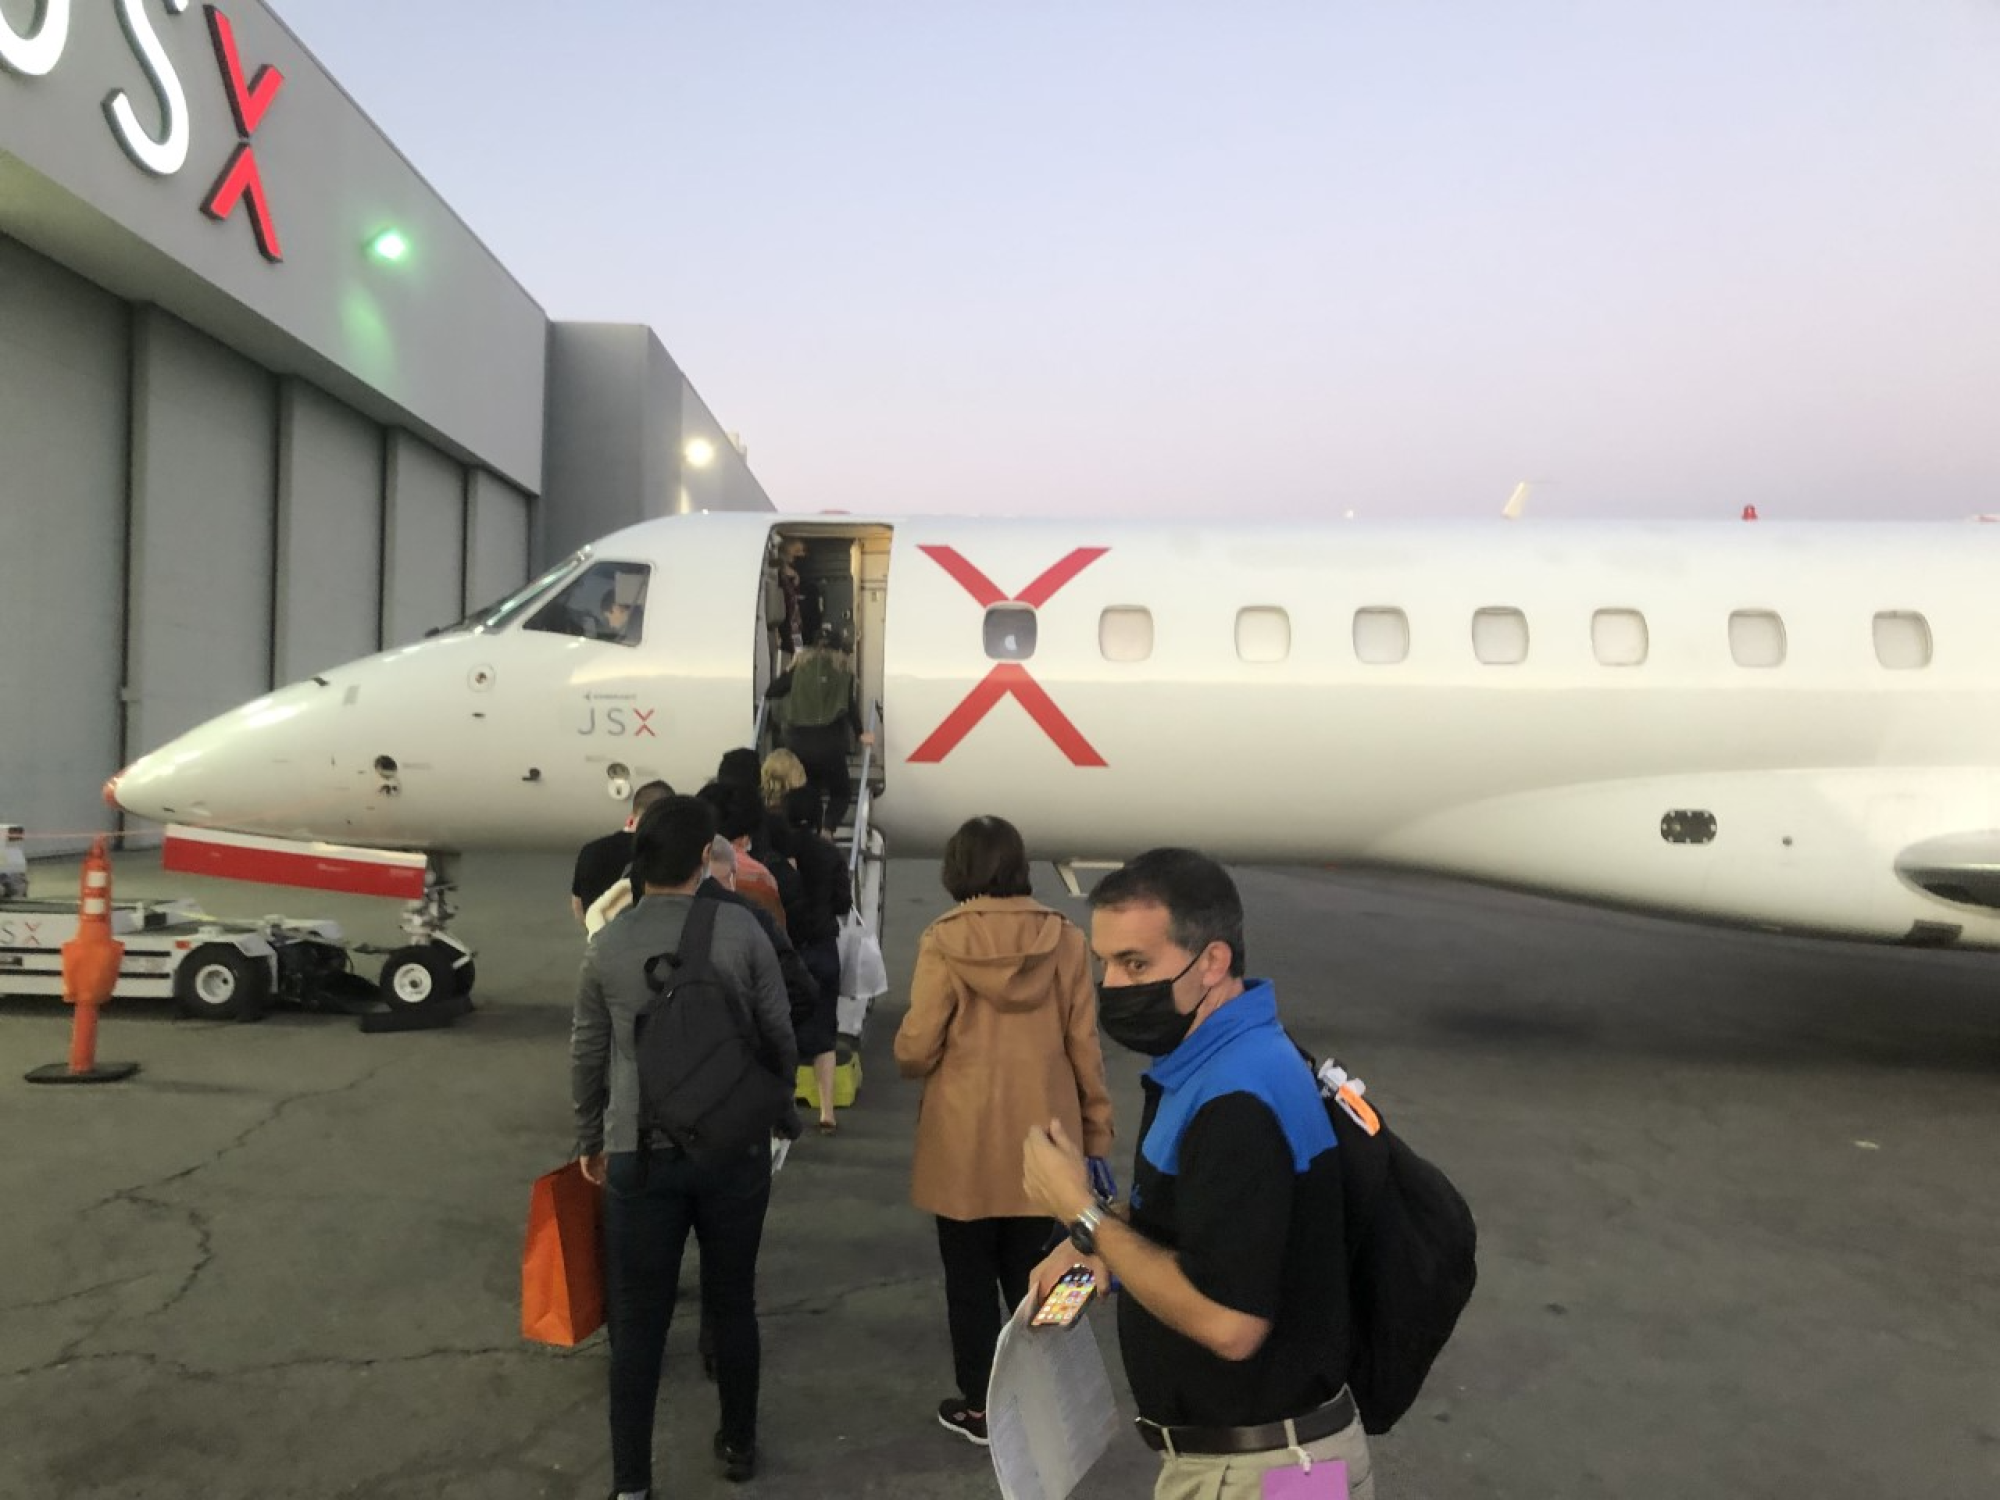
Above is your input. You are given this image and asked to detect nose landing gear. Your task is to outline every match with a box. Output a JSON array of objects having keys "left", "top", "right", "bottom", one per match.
[{"left": 375, "top": 856, "right": 475, "bottom": 1022}]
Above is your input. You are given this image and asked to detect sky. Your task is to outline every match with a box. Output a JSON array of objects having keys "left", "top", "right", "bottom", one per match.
[{"left": 272, "top": 0, "right": 2000, "bottom": 522}]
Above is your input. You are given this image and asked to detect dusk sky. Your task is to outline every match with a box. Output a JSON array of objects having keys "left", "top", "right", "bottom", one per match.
[{"left": 275, "top": 1, "right": 2000, "bottom": 522}]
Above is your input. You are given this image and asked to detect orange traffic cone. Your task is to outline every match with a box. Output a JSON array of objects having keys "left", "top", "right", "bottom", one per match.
[{"left": 26, "top": 837, "right": 139, "bottom": 1084}]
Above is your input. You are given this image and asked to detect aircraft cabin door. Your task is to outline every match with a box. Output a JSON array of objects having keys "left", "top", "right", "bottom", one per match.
[
  {"left": 855, "top": 530, "right": 891, "bottom": 738},
  {"left": 761, "top": 524, "right": 894, "bottom": 816}
]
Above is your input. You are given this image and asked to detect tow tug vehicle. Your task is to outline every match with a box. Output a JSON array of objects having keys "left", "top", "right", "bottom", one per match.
[
  {"left": 0, "top": 894, "right": 356, "bottom": 1021},
  {"left": 0, "top": 824, "right": 466, "bottom": 1021}
]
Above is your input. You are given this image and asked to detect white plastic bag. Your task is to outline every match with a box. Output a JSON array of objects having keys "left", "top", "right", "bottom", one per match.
[{"left": 837, "top": 911, "right": 888, "bottom": 1002}]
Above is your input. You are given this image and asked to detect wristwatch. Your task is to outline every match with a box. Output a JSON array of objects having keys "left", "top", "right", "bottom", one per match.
[{"left": 1068, "top": 1204, "right": 1106, "bottom": 1256}]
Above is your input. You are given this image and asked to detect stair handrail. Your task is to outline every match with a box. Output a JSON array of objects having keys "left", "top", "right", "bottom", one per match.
[{"left": 849, "top": 699, "right": 883, "bottom": 882}]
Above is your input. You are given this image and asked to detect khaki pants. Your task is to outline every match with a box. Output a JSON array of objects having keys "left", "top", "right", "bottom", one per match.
[{"left": 1153, "top": 1414, "right": 1375, "bottom": 1500}]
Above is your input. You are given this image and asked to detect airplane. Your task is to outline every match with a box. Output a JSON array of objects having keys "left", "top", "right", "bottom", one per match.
[{"left": 106, "top": 512, "right": 2000, "bottom": 997}]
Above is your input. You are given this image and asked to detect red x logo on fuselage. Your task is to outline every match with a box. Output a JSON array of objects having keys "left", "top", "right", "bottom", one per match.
[{"left": 908, "top": 545, "right": 1110, "bottom": 767}]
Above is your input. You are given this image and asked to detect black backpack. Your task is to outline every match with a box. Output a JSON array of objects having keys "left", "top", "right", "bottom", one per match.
[
  {"left": 1301, "top": 1045, "right": 1478, "bottom": 1434},
  {"left": 636, "top": 901, "right": 792, "bottom": 1164}
]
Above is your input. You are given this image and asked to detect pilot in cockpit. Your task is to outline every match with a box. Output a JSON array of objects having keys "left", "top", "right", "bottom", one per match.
[{"left": 597, "top": 590, "right": 633, "bottom": 642}]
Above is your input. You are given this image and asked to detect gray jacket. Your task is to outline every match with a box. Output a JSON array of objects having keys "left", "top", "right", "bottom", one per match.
[{"left": 571, "top": 892, "right": 797, "bottom": 1157}]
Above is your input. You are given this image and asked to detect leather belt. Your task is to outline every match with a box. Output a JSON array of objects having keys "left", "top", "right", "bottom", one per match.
[{"left": 1136, "top": 1388, "right": 1356, "bottom": 1457}]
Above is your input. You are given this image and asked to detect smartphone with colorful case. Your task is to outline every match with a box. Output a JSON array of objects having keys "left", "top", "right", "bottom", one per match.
[{"left": 1029, "top": 1266, "right": 1096, "bottom": 1329}]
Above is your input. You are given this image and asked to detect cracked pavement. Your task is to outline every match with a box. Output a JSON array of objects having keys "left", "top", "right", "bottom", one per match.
[{"left": 3, "top": 852, "right": 1998, "bottom": 1498}]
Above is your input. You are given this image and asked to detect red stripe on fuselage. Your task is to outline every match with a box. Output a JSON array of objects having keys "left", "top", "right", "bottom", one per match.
[{"left": 163, "top": 836, "right": 427, "bottom": 900}]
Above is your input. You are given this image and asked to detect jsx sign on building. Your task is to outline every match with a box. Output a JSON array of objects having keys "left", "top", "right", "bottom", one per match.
[{"left": 2, "top": 0, "right": 286, "bottom": 260}]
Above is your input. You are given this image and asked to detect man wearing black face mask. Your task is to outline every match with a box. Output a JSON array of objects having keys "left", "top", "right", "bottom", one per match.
[{"left": 1023, "top": 849, "right": 1370, "bottom": 1500}]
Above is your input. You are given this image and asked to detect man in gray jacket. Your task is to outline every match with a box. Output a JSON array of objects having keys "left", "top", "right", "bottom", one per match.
[{"left": 572, "top": 795, "right": 797, "bottom": 1496}]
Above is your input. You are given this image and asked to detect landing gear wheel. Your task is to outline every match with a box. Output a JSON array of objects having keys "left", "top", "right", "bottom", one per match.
[
  {"left": 175, "top": 945, "right": 270, "bottom": 1022},
  {"left": 452, "top": 958, "right": 476, "bottom": 997},
  {"left": 379, "top": 945, "right": 456, "bottom": 1011}
]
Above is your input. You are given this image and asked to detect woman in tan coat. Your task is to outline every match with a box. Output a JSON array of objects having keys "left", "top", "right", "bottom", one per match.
[{"left": 894, "top": 815, "right": 1114, "bottom": 1447}]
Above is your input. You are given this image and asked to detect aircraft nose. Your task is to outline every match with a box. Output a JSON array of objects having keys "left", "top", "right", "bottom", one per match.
[{"left": 107, "top": 679, "right": 334, "bottom": 831}]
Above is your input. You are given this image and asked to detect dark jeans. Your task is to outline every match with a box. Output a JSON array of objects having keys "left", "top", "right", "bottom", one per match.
[
  {"left": 935, "top": 1214, "right": 1055, "bottom": 1407},
  {"left": 605, "top": 1144, "right": 772, "bottom": 1492}
]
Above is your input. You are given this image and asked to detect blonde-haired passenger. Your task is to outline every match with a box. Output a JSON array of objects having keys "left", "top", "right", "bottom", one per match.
[{"left": 760, "top": 749, "right": 807, "bottom": 815}]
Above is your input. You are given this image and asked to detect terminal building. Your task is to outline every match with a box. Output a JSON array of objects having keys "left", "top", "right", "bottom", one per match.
[{"left": 1, "top": 0, "right": 773, "bottom": 853}]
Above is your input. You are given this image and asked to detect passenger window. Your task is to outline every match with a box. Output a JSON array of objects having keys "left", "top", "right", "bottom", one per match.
[
  {"left": 1471, "top": 607, "right": 1528, "bottom": 665},
  {"left": 1235, "top": 607, "right": 1291, "bottom": 664},
  {"left": 1728, "top": 610, "right": 1786, "bottom": 668},
  {"left": 523, "top": 562, "right": 651, "bottom": 645},
  {"left": 1352, "top": 607, "right": 1409, "bottom": 665},
  {"left": 1872, "top": 611, "right": 1931, "bottom": 670},
  {"left": 1591, "top": 609, "right": 1649, "bottom": 666},
  {"left": 1099, "top": 607, "right": 1153, "bottom": 663},
  {"left": 984, "top": 605, "right": 1037, "bottom": 661}
]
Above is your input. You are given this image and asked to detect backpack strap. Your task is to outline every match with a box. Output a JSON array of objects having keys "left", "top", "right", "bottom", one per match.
[
  {"left": 644, "top": 897, "right": 768, "bottom": 1059},
  {"left": 677, "top": 893, "right": 722, "bottom": 969},
  {"left": 644, "top": 896, "right": 723, "bottom": 994}
]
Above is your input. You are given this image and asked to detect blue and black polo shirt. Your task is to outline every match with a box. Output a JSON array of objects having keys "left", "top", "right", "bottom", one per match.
[{"left": 1120, "top": 981, "right": 1351, "bottom": 1428}]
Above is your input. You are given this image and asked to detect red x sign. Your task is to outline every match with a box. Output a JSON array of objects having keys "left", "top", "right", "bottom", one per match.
[
  {"left": 201, "top": 6, "right": 286, "bottom": 262},
  {"left": 908, "top": 545, "right": 1110, "bottom": 766}
]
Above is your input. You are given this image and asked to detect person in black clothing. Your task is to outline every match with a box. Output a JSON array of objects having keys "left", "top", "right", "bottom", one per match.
[
  {"left": 1022, "top": 849, "right": 1371, "bottom": 1500},
  {"left": 777, "top": 786, "right": 849, "bottom": 1133},
  {"left": 714, "top": 747, "right": 762, "bottom": 795},
  {"left": 698, "top": 836, "right": 820, "bottom": 1072},
  {"left": 762, "top": 628, "right": 873, "bottom": 836},
  {"left": 569, "top": 780, "right": 672, "bottom": 926},
  {"left": 714, "top": 748, "right": 788, "bottom": 867}
]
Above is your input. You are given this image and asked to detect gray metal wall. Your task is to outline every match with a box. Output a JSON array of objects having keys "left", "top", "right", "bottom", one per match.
[
  {"left": 0, "top": 233, "right": 534, "bottom": 852},
  {"left": 125, "top": 309, "right": 278, "bottom": 758},
  {"left": 465, "top": 471, "right": 531, "bottom": 617},
  {"left": 542, "top": 323, "right": 771, "bottom": 564},
  {"left": 381, "top": 431, "right": 466, "bottom": 646},
  {"left": 275, "top": 381, "right": 383, "bottom": 684},
  {"left": 3, "top": 8, "right": 772, "bottom": 851},
  {"left": 0, "top": 0, "right": 546, "bottom": 489},
  {"left": 0, "top": 234, "right": 128, "bottom": 849}
]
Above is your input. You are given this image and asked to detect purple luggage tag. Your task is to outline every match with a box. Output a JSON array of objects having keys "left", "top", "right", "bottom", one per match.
[{"left": 1261, "top": 1458, "right": 1348, "bottom": 1499}]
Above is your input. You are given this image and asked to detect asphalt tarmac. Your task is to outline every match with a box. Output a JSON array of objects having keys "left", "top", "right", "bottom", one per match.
[{"left": 2, "top": 850, "right": 1996, "bottom": 1499}]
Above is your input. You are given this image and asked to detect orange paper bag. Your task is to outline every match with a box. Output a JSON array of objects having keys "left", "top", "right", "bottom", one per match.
[{"left": 521, "top": 1161, "right": 605, "bottom": 1346}]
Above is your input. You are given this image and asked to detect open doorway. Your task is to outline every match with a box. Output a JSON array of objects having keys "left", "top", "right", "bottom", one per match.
[{"left": 759, "top": 523, "right": 892, "bottom": 829}]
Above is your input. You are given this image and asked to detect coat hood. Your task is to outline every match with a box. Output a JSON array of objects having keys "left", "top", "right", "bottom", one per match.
[{"left": 926, "top": 897, "right": 1076, "bottom": 1011}]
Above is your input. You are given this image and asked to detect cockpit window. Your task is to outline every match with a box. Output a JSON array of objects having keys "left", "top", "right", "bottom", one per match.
[
  {"left": 450, "top": 551, "right": 589, "bottom": 634},
  {"left": 523, "top": 562, "right": 651, "bottom": 646}
]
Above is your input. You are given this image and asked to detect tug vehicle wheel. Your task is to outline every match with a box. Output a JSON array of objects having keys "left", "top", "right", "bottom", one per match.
[{"left": 175, "top": 944, "right": 270, "bottom": 1022}]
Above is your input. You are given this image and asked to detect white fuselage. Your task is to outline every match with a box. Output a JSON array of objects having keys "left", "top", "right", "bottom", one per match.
[{"left": 110, "top": 514, "right": 2000, "bottom": 947}]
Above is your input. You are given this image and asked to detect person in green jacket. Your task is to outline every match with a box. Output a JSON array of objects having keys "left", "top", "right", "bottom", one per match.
[{"left": 763, "top": 626, "right": 872, "bottom": 834}]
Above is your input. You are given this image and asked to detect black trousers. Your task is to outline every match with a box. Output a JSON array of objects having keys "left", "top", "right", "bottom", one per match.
[
  {"left": 605, "top": 1144, "right": 771, "bottom": 1492},
  {"left": 786, "top": 722, "right": 853, "bottom": 835},
  {"left": 935, "top": 1215, "right": 1056, "bottom": 1407}
]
